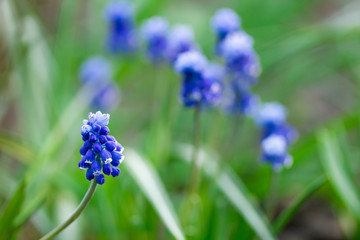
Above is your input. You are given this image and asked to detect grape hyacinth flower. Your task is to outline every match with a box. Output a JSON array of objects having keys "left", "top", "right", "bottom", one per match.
[
  {"left": 104, "top": 1, "right": 138, "bottom": 53},
  {"left": 223, "top": 88, "right": 259, "bottom": 116},
  {"left": 167, "top": 25, "right": 197, "bottom": 64},
  {"left": 201, "top": 63, "right": 224, "bottom": 108},
  {"left": 80, "top": 56, "right": 112, "bottom": 84},
  {"left": 220, "top": 31, "right": 260, "bottom": 83},
  {"left": 261, "top": 134, "right": 293, "bottom": 170},
  {"left": 255, "top": 102, "right": 297, "bottom": 169},
  {"left": 79, "top": 111, "right": 124, "bottom": 185},
  {"left": 79, "top": 56, "right": 120, "bottom": 111},
  {"left": 220, "top": 31, "right": 261, "bottom": 115},
  {"left": 175, "top": 51, "right": 224, "bottom": 108},
  {"left": 211, "top": 8, "right": 241, "bottom": 54},
  {"left": 92, "top": 82, "right": 121, "bottom": 111},
  {"left": 141, "top": 16, "right": 169, "bottom": 63},
  {"left": 175, "top": 50, "right": 207, "bottom": 107}
]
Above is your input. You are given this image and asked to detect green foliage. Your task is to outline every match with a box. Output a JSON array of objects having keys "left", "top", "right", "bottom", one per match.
[
  {"left": 0, "top": 180, "right": 26, "bottom": 239},
  {"left": 0, "top": 0, "right": 360, "bottom": 239}
]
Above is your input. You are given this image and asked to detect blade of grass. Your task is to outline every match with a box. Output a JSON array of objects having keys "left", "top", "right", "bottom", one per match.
[
  {"left": 176, "top": 144, "right": 276, "bottom": 240},
  {"left": 273, "top": 175, "right": 326, "bottom": 233},
  {"left": 0, "top": 179, "right": 26, "bottom": 239},
  {"left": 125, "top": 149, "right": 185, "bottom": 240},
  {"left": 318, "top": 129, "right": 360, "bottom": 219}
]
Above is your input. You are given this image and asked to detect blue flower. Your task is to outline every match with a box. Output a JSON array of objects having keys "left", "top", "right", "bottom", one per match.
[
  {"left": 175, "top": 50, "right": 207, "bottom": 75},
  {"left": 79, "top": 57, "right": 121, "bottom": 111},
  {"left": 201, "top": 63, "right": 224, "bottom": 107},
  {"left": 261, "top": 134, "right": 293, "bottom": 170},
  {"left": 255, "top": 102, "right": 298, "bottom": 169},
  {"left": 255, "top": 102, "right": 287, "bottom": 129},
  {"left": 91, "top": 82, "right": 121, "bottom": 111},
  {"left": 211, "top": 8, "right": 241, "bottom": 54},
  {"left": 79, "top": 57, "right": 112, "bottom": 84},
  {"left": 175, "top": 52, "right": 224, "bottom": 108},
  {"left": 223, "top": 89, "right": 259, "bottom": 116},
  {"left": 104, "top": 1, "right": 138, "bottom": 53},
  {"left": 211, "top": 8, "right": 240, "bottom": 39},
  {"left": 79, "top": 111, "right": 125, "bottom": 185},
  {"left": 167, "top": 25, "right": 197, "bottom": 64},
  {"left": 175, "top": 51, "right": 207, "bottom": 107},
  {"left": 220, "top": 31, "right": 260, "bottom": 83},
  {"left": 141, "top": 16, "right": 169, "bottom": 63}
]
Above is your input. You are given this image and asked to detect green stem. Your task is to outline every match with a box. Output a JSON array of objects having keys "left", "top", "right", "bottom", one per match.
[
  {"left": 181, "top": 106, "right": 202, "bottom": 232},
  {"left": 265, "top": 170, "right": 279, "bottom": 220},
  {"left": 188, "top": 106, "right": 202, "bottom": 195},
  {"left": 40, "top": 180, "right": 98, "bottom": 240}
]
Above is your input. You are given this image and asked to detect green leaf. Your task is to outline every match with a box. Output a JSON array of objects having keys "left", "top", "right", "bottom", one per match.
[
  {"left": 13, "top": 185, "right": 48, "bottom": 229},
  {"left": 318, "top": 129, "right": 360, "bottom": 219},
  {"left": 0, "top": 133, "right": 34, "bottom": 164},
  {"left": 176, "top": 144, "right": 276, "bottom": 240},
  {"left": 273, "top": 175, "right": 326, "bottom": 233},
  {"left": 125, "top": 149, "right": 185, "bottom": 240},
  {"left": 0, "top": 179, "right": 26, "bottom": 238}
]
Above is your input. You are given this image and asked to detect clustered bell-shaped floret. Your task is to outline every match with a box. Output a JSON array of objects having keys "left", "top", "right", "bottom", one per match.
[
  {"left": 175, "top": 51, "right": 223, "bottom": 108},
  {"left": 167, "top": 25, "right": 197, "bottom": 64},
  {"left": 141, "top": 16, "right": 169, "bottom": 63},
  {"left": 261, "top": 134, "right": 293, "bottom": 170},
  {"left": 79, "top": 111, "right": 124, "bottom": 185},
  {"left": 79, "top": 57, "right": 120, "bottom": 111},
  {"left": 211, "top": 8, "right": 241, "bottom": 54},
  {"left": 256, "top": 102, "right": 297, "bottom": 170},
  {"left": 104, "top": 1, "right": 138, "bottom": 53}
]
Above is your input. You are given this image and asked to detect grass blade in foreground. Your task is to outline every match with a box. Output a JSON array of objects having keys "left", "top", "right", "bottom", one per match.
[
  {"left": 176, "top": 144, "right": 276, "bottom": 240},
  {"left": 273, "top": 175, "right": 326, "bottom": 233},
  {"left": 125, "top": 149, "right": 185, "bottom": 240},
  {"left": 0, "top": 180, "right": 26, "bottom": 239},
  {"left": 318, "top": 129, "right": 360, "bottom": 219}
]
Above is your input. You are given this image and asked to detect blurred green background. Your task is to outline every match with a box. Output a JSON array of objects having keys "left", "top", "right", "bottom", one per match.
[{"left": 1, "top": 0, "right": 360, "bottom": 239}]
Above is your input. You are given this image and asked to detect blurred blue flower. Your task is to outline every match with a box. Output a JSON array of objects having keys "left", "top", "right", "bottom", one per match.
[
  {"left": 79, "top": 56, "right": 111, "bottom": 84},
  {"left": 167, "top": 25, "right": 197, "bottom": 64},
  {"left": 211, "top": 8, "right": 241, "bottom": 54},
  {"left": 261, "top": 134, "right": 293, "bottom": 170},
  {"left": 255, "top": 102, "right": 287, "bottom": 129},
  {"left": 79, "top": 111, "right": 125, "bottom": 185},
  {"left": 175, "top": 51, "right": 223, "bottom": 108},
  {"left": 141, "top": 16, "right": 169, "bottom": 63},
  {"left": 104, "top": 1, "right": 138, "bottom": 53},
  {"left": 175, "top": 51, "right": 207, "bottom": 107},
  {"left": 175, "top": 50, "right": 207, "bottom": 75},
  {"left": 79, "top": 56, "right": 121, "bottom": 111},
  {"left": 201, "top": 63, "right": 224, "bottom": 107},
  {"left": 220, "top": 31, "right": 260, "bottom": 83},
  {"left": 92, "top": 82, "right": 121, "bottom": 111},
  {"left": 223, "top": 88, "right": 259, "bottom": 116}
]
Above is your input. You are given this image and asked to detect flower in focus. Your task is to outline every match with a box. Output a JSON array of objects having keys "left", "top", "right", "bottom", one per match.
[
  {"left": 79, "top": 56, "right": 120, "bottom": 111},
  {"left": 79, "top": 111, "right": 124, "bottom": 185},
  {"left": 104, "top": 1, "right": 138, "bottom": 53},
  {"left": 211, "top": 8, "right": 241, "bottom": 54},
  {"left": 141, "top": 16, "right": 169, "bottom": 63},
  {"left": 167, "top": 25, "right": 197, "bottom": 64}
]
